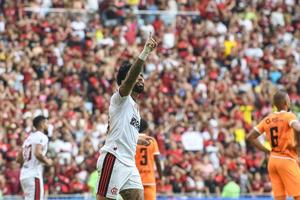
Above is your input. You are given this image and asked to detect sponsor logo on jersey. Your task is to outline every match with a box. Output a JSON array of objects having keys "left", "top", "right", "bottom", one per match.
[{"left": 130, "top": 115, "right": 140, "bottom": 131}]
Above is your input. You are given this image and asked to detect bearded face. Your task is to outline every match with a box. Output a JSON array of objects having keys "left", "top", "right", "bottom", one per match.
[{"left": 132, "top": 82, "right": 144, "bottom": 93}]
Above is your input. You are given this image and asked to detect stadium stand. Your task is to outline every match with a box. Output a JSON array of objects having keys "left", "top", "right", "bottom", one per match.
[{"left": 0, "top": 0, "right": 300, "bottom": 198}]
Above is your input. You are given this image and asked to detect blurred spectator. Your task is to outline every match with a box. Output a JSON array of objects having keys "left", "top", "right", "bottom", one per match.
[
  {"left": 0, "top": 14, "right": 5, "bottom": 33},
  {"left": 86, "top": 0, "right": 99, "bottom": 11},
  {"left": 87, "top": 170, "right": 98, "bottom": 196},
  {"left": 221, "top": 177, "right": 240, "bottom": 198},
  {"left": 4, "top": 161, "right": 20, "bottom": 194},
  {"left": 71, "top": 16, "right": 86, "bottom": 40},
  {"left": 251, "top": 172, "right": 264, "bottom": 194}
]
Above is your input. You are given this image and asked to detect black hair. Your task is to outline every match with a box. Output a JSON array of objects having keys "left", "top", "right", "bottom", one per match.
[
  {"left": 33, "top": 115, "right": 47, "bottom": 129},
  {"left": 139, "top": 118, "right": 149, "bottom": 133},
  {"left": 116, "top": 61, "right": 132, "bottom": 86},
  {"left": 273, "top": 90, "right": 288, "bottom": 109}
]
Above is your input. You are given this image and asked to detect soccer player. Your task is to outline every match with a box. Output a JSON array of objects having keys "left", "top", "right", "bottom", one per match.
[
  {"left": 17, "top": 115, "right": 53, "bottom": 200},
  {"left": 96, "top": 34, "right": 157, "bottom": 200},
  {"left": 247, "top": 90, "right": 300, "bottom": 200},
  {"left": 135, "top": 119, "right": 163, "bottom": 200}
]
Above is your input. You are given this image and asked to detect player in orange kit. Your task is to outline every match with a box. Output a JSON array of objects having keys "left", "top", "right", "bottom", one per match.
[
  {"left": 247, "top": 90, "right": 300, "bottom": 200},
  {"left": 136, "top": 119, "right": 163, "bottom": 200}
]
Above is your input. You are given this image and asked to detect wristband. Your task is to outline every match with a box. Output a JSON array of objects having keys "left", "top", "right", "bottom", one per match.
[{"left": 138, "top": 48, "right": 151, "bottom": 61}]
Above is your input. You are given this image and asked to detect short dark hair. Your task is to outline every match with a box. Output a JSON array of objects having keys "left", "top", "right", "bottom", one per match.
[
  {"left": 273, "top": 90, "right": 288, "bottom": 109},
  {"left": 116, "top": 61, "right": 132, "bottom": 86},
  {"left": 33, "top": 115, "right": 47, "bottom": 129},
  {"left": 139, "top": 118, "right": 149, "bottom": 133}
]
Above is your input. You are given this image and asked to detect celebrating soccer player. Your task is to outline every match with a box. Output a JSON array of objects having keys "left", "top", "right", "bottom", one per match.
[{"left": 96, "top": 34, "right": 157, "bottom": 200}]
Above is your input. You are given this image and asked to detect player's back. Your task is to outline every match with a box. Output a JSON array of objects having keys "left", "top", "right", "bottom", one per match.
[
  {"left": 20, "top": 131, "right": 49, "bottom": 180},
  {"left": 135, "top": 135, "right": 160, "bottom": 185},
  {"left": 255, "top": 111, "right": 298, "bottom": 159}
]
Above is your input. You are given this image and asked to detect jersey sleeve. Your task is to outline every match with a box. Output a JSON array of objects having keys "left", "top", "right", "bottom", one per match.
[
  {"left": 152, "top": 138, "right": 160, "bottom": 155},
  {"left": 110, "top": 90, "right": 129, "bottom": 107},
  {"left": 287, "top": 112, "right": 298, "bottom": 127},
  {"left": 254, "top": 119, "right": 266, "bottom": 134}
]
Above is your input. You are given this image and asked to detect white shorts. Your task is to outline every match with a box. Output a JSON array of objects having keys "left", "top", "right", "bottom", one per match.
[
  {"left": 20, "top": 177, "right": 43, "bottom": 200},
  {"left": 96, "top": 152, "right": 143, "bottom": 199}
]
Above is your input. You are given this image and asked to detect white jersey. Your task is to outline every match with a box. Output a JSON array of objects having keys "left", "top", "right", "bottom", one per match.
[
  {"left": 101, "top": 91, "right": 141, "bottom": 167},
  {"left": 20, "top": 131, "right": 49, "bottom": 180}
]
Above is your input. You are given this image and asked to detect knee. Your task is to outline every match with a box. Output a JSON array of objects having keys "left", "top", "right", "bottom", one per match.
[{"left": 96, "top": 194, "right": 102, "bottom": 200}]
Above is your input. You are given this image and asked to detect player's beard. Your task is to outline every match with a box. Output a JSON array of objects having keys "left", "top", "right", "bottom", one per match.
[
  {"left": 132, "top": 83, "right": 144, "bottom": 94},
  {"left": 44, "top": 128, "right": 49, "bottom": 135}
]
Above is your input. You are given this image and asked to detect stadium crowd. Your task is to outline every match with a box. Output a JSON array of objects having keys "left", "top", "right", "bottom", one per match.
[{"left": 0, "top": 0, "right": 300, "bottom": 197}]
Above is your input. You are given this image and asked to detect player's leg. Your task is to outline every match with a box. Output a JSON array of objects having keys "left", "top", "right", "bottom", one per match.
[
  {"left": 20, "top": 177, "right": 42, "bottom": 200},
  {"left": 96, "top": 152, "right": 117, "bottom": 200},
  {"left": 96, "top": 195, "right": 115, "bottom": 200},
  {"left": 268, "top": 157, "right": 287, "bottom": 199},
  {"left": 120, "top": 166, "right": 144, "bottom": 200},
  {"left": 120, "top": 189, "right": 144, "bottom": 200},
  {"left": 277, "top": 159, "right": 300, "bottom": 198},
  {"left": 20, "top": 178, "right": 34, "bottom": 200},
  {"left": 274, "top": 196, "right": 286, "bottom": 200},
  {"left": 96, "top": 152, "right": 131, "bottom": 200}
]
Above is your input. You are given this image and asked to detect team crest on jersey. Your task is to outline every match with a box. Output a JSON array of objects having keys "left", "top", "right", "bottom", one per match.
[
  {"left": 111, "top": 187, "right": 118, "bottom": 195},
  {"left": 130, "top": 115, "right": 140, "bottom": 131}
]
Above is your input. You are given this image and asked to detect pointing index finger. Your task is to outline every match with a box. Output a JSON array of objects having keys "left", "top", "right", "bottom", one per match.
[{"left": 149, "top": 31, "right": 152, "bottom": 39}]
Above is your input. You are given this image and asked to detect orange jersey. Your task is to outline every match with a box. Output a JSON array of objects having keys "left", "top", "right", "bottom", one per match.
[
  {"left": 135, "top": 135, "right": 160, "bottom": 185},
  {"left": 255, "top": 111, "right": 298, "bottom": 159}
]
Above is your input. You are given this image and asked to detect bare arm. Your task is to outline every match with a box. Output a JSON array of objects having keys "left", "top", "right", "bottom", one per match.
[
  {"left": 246, "top": 129, "right": 270, "bottom": 154},
  {"left": 137, "top": 137, "right": 150, "bottom": 146},
  {"left": 16, "top": 149, "right": 24, "bottom": 165},
  {"left": 119, "top": 59, "right": 145, "bottom": 97},
  {"left": 291, "top": 121, "right": 300, "bottom": 133},
  {"left": 34, "top": 144, "right": 53, "bottom": 166},
  {"left": 154, "top": 154, "right": 163, "bottom": 179},
  {"left": 119, "top": 34, "right": 157, "bottom": 97},
  {"left": 293, "top": 121, "right": 300, "bottom": 160}
]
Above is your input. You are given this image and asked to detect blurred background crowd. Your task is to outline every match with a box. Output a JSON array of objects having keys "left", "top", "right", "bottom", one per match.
[{"left": 0, "top": 0, "right": 300, "bottom": 197}]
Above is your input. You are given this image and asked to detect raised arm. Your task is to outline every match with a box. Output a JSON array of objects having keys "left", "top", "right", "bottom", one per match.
[
  {"left": 119, "top": 34, "right": 157, "bottom": 97},
  {"left": 137, "top": 136, "right": 151, "bottom": 146}
]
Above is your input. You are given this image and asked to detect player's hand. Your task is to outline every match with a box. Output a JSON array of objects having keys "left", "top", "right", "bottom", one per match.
[
  {"left": 137, "top": 137, "right": 150, "bottom": 146},
  {"left": 157, "top": 177, "right": 165, "bottom": 185},
  {"left": 46, "top": 158, "right": 53, "bottom": 166},
  {"left": 144, "top": 32, "right": 157, "bottom": 52},
  {"left": 139, "top": 32, "right": 157, "bottom": 61}
]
